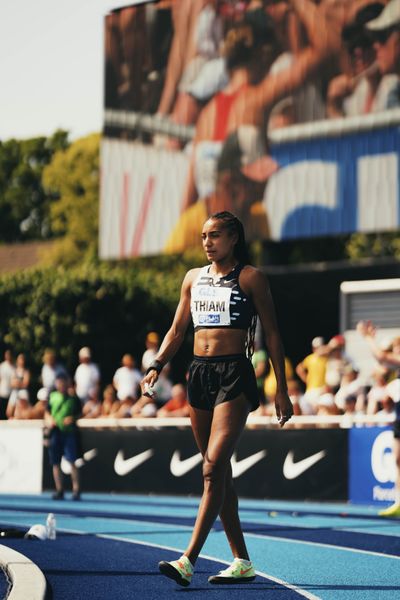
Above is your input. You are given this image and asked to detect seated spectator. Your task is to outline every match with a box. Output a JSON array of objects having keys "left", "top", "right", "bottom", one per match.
[
  {"left": 366, "top": 366, "right": 391, "bottom": 414},
  {"left": 74, "top": 347, "right": 100, "bottom": 405},
  {"left": 131, "top": 394, "right": 158, "bottom": 418},
  {"left": 113, "top": 354, "right": 142, "bottom": 404},
  {"left": 30, "top": 387, "right": 49, "bottom": 419},
  {"left": 376, "top": 394, "right": 396, "bottom": 426},
  {"left": 340, "top": 394, "right": 364, "bottom": 428},
  {"left": 82, "top": 392, "right": 102, "bottom": 419},
  {"left": 157, "top": 383, "right": 190, "bottom": 417},
  {"left": 141, "top": 332, "right": 160, "bottom": 372},
  {"left": 316, "top": 392, "right": 340, "bottom": 427},
  {"left": 7, "top": 389, "right": 32, "bottom": 420},
  {"left": 100, "top": 385, "right": 121, "bottom": 417}
]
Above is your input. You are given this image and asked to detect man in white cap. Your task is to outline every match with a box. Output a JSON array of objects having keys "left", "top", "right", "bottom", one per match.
[
  {"left": 366, "top": 0, "right": 400, "bottom": 106},
  {"left": 74, "top": 347, "right": 100, "bottom": 405}
]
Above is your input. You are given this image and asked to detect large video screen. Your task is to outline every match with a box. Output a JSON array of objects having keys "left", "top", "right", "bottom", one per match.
[{"left": 100, "top": 0, "right": 400, "bottom": 259}]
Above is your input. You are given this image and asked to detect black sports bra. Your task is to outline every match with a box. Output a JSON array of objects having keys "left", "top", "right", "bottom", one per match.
[{"left": 191, "top": 264, "right": 255, "bottom": 331}]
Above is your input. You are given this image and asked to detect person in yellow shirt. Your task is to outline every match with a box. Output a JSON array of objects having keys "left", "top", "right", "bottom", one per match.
[{"left": 296, "top": 337, "right": 329, "bottom": 409}]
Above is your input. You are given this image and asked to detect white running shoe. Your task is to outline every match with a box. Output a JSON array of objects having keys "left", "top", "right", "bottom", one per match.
[{"left": 208, "top": 557, "right": 256, "bottom": 584}]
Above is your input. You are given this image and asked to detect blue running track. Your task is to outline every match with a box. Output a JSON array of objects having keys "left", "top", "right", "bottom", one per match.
[{"left": 0, "top": 493, "right": 399, "bottom": 599}]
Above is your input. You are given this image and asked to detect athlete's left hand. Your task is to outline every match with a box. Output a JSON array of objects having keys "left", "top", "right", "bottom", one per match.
[{"left": 275, "top": 391, "right": 294, "bottom": 428}]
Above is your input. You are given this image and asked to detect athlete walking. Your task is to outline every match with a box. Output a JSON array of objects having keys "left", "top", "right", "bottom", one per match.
[{"left": 141, "top": 211, "right": 293, "bottom": 586}]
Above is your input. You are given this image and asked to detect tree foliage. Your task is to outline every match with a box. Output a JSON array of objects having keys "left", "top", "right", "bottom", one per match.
[
  {"left": 42, "top": 133, "right": 100, "bottom": 266},
  {"left": 0, "top": 131, "right": 69, "bottom": 242}
]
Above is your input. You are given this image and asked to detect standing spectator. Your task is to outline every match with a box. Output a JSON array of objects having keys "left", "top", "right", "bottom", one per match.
[
  {"left": 0, "top": 350, "right": 15, "bottom": 420},
  {"left": 141, "top": 332, "right": 160, "bottom": 373},
  {"left": 325, "top": 334, "right": 351, "bottom": 389},
  {"left": 357, "top": 320, "right": 400, "bottom": 517},
  {"left": 113, "top": 354, "right": 142, "bottom": 403},
  {"left": 9, "top": 353, "right": 30, "bottom": 408},
  {"left": 296, "top": 337, "right": 329, "bottom": 408},
  {"left": 41, "top": 349, "right": 68, "bottom": 394},
  {"left": 45, "top": 374, "right": 82, "bottom": 501},
  {"left": 74, "top": 347, "right": 100, "bottom": 405}
]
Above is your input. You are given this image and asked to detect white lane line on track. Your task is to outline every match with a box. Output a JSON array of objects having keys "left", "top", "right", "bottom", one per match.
[
  {"left": 246, "top": 532, "right": 400, "bottom": 560},
  {"left": 96, "top": 534, "right": 321, "bottom": 600}
]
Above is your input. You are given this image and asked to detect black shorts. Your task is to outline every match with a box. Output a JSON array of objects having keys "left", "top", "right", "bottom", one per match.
[{"left": 188, "top": 354, "right": 259, "bottom": 412}]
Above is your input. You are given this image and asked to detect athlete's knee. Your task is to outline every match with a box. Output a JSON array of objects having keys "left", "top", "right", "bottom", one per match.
[{"left": 202, "top": 454, "right": 227, "bottom": 486}]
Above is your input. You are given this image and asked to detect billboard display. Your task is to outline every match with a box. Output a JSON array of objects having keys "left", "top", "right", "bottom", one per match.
[
  {"left": 349, "top": 426, "right": 396, "bottom": 504},
  {"left": 100, "top": 1, "right": 400, "bottom": 258}
]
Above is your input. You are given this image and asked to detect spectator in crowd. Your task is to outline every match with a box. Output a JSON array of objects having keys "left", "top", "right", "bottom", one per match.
[
  {"left": 178, "top": 0, "right": 336, "bottom": 214},
  {"left": 74, "top": 347, "right": 100, "bottom": 405},
  {"left": 113, "top": 354, "right": 142, "bottom": 404},
  {"left": 326, "top": 2, "right": 399, "bottom": 118},
  {"left": 264, "top": 354, "right": 294, "bottom": 411},
  {"left": 367, "top": 0, "right": 400, "bottom": 106},
  {"left": 325, "top": 334, "right": 351, "bottom": 389},
  {"left": 357, "top": 320, "right": 400, "bottom": 517},
  {"left": 141, "top": 332, "right": 160, "bottom": 372},
  {"left": 41, "top": 349, "right": 68, "bottom": 394},
  {"left": 9, "top": 353, "right": 30, "bottom": 408},
  {"left": 6, "top": 389, "right": 32, "bottom": 420},
  {"left": 156, "top": 0, "right": 224, "bottom": 137},
  {"left": 376, "top": 394, "right": 396, "bottom": 425},
  {"left": 287, "top": 378, "right": 314, "bottom": 418},
  {"left": 157, "top": 383, "right": 190, "bottom": 417},
  {"left": 45, "top": 373, "right": 82, "bottom": 501},
  {"left": 100, "top": 384, "right": 121, "bottom": 417},
  {"left": 340, "top": 394, "right": 365, "bottom": 428},
  {"left": 82, "top": 394, "right": 102, "bottom": 419},
  {"left": 251, "top": 339, "right": 268, "bottom": 410},
  {"left": 366, "top": 366, "right": 391, "bottom": 414},
  {"left": 30, "top": 387, "right": 49, "bottom": 419},
  {"left": 0, "top": 349, "right": 15, "bottom": 420},
  {"left": 334, "top": 365, "right": 366, "bottom": 411},
  {"left": 296, "top": 337, "right": 329, "bottom": 408}
]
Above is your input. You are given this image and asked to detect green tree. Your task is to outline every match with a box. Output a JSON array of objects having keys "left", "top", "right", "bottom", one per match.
[
  {"left": 42, "top": 133, "right": 100, "bottom": 266},
  {"left": 0, "top": 130, "right": 69, "bottom": 241}
]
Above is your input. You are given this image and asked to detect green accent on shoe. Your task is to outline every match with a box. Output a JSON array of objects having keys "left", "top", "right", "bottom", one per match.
[
  {"left": 208, "top": 558, "right": 256, "bottom": 584},
  {"left": 378, "top": 503, "right": 400, "bottom": 518},
  {"left": 159, "top": 555, "right": 193, "bottom": 587}
]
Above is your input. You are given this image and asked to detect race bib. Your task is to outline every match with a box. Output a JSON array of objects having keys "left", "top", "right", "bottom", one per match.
[{"left": 191, "top": 284, "right": 232, "bottom": 327}]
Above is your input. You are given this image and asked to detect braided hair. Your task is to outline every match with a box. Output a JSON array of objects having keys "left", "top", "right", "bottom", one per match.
[{"left": 209, "top": 211, "right": 257, "bottom": 359}]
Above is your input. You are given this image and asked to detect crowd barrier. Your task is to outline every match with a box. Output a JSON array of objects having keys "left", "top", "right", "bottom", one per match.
[{"left": 0, "top": 416, "right": 396, "bottom": 504}]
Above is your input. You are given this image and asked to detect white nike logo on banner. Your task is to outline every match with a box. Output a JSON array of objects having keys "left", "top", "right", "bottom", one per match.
[
  {"left": 283, "top": 450, "right": 326, "bottom": 480},
  {"left": 114, "top": 449, "right": 154, "bottom": 476},
  {"left": 231, "top": 450, "right": 267, "bottom": 478},
  {"left": 170, "top": 450, "right": 203, "bottom": 477}
]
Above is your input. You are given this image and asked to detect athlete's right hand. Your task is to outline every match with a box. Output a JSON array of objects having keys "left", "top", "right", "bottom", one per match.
[{"left": 140, "top": 370, "right": 159, "bottom": 396}]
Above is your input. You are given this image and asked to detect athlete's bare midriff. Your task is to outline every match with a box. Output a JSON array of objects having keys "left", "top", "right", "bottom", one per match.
[{"left": 193, "top": 328, "right": 247, "bottom": 357}]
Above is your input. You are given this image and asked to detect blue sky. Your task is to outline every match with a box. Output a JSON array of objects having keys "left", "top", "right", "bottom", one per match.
[{"left": 1, "top": 0, "right": 147, "bottom": 141}]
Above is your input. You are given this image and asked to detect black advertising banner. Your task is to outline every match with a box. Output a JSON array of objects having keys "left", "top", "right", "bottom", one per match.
[{"left": 43, "top": 427, "right": 348, "bottom": 500}]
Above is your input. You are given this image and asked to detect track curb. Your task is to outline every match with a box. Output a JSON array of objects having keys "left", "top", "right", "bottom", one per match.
[{"left": 0, "top": 544, "right": 46, "bottom": 600}]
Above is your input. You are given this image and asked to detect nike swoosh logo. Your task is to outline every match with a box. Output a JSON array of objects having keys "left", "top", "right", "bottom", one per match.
[
  {"left": 283, "top": 450, "right": 326, "bottom": 480},
  {"left": 114, "top": 449, "right": 154, "bottom": 476},
  {"left": 170, "top": 450, "right": 202, "bottom": 477},
  {"left": 231, "top": 450, "right": 267, "bottom": 478}
]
